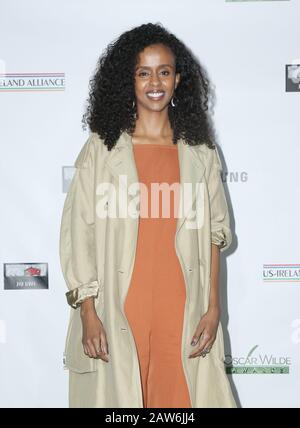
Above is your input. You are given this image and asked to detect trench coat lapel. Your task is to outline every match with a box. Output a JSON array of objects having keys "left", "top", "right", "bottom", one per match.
[{"left": 104, "top": 131, "right": 207, "bottom": 234}]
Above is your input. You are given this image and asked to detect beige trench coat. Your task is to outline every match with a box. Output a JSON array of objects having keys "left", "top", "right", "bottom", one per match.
[{"left": 59, "top": 130, "right": 237, "bottom": 408}]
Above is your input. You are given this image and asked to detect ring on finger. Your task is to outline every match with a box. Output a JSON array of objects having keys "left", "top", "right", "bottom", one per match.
[{"left": 201, "top": 348, "right": 211, "bottom": 356}]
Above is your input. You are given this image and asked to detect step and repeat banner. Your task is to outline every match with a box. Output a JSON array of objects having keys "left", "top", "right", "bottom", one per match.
[{"left": 0, "top": 0, "right": 299, "bottom": 408}]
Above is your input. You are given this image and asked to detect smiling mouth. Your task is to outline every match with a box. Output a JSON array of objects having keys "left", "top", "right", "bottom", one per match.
[{"left": 146, "top": 91, "right": 165, "bottom": 100}]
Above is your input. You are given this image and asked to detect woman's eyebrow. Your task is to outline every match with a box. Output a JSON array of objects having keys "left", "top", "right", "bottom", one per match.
[{"left": 135, "top": 64, "right": 174, "bottom": 70}]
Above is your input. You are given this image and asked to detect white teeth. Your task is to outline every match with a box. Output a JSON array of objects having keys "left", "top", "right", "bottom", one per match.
[{"left": 147, "top": 92, "right": 164, "bottom": 97}]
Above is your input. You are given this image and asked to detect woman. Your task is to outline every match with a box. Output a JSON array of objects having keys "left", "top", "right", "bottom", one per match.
[{"left": 59, "top": 22, "right": 236, "bottom": 408}]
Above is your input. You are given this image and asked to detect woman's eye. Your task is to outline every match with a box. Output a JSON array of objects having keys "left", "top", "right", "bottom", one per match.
[{"left": 137, "top": 70, "right": 170, "bottom": 77}]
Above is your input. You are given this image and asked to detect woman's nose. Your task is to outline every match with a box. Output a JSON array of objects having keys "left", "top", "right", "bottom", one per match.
[{"left": 149, "top": 73, "right": 161, "bottom": 85}]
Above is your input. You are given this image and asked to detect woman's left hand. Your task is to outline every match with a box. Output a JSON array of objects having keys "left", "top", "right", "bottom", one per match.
[{"left": 189, "top": 305, "right": 220, "bottom": 358}]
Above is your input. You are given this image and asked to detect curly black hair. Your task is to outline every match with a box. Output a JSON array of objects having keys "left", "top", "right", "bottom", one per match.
[{"left": 82, "top": 22, "right": 216, "bottom": 151}]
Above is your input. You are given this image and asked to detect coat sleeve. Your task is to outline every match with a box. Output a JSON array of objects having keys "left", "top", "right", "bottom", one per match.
[
  {"left": 207, "top": 145, "right": 233, "bottom": 252},
  {"left": 59, "top": 134, "right": 100, "bottom": 309}
]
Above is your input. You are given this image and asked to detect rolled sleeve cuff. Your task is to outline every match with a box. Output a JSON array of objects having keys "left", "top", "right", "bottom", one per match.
[
  {"left": 65, "top": 281, "right": 100, "bottom": 309},
  {"left": 211, "top": 227, "right": 232, "bottom": 252}
]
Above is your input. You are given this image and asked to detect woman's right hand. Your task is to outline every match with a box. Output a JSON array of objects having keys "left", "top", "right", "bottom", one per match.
[{"left": 80, "top": 298, "right": 109, "bottom": 362}]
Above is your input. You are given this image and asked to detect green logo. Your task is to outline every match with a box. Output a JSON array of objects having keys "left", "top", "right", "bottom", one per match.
[{"left": 225, "top": 345, "right": 291, "bottom": 374}]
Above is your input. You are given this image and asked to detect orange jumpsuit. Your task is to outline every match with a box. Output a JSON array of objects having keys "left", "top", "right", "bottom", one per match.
[{"left": 124, "top": 143, "right": 192, "bottom": 408}]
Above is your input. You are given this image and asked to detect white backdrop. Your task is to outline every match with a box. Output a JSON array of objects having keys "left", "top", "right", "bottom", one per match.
[{"left": 0, "top": 0, "right": 299, "bottom": 408}]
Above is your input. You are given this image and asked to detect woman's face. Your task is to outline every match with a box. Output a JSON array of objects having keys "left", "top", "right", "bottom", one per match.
[{"left": 134, "top": 43, "right": 180, "bottom": 113}]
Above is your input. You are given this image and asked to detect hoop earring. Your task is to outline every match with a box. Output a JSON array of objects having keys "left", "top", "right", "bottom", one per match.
[
  {"left": 171, "top": 97, "right": 176, "bottom": 107},
  {"left": 132, "top": 100, "right": 137, "bottom": 119}
]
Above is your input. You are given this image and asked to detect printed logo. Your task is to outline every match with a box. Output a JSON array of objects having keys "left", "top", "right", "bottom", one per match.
[
  {"left": 286, "top": 65, "right": 300, "bottom": 92},
  {"left": 225, "top": 345, "right": 291, "bottom": 374},
  {"left": 0, "top": 73, "right": 65, "bottom": 92},
  {"left": 4, "top": 263, "right": 49, "bottom": 290},
  {"left": 222, "top": 170, "right": 248, "bottom": 183},
  {"left": 263, "top": 264, "right": 300, "bottom": 282}
]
